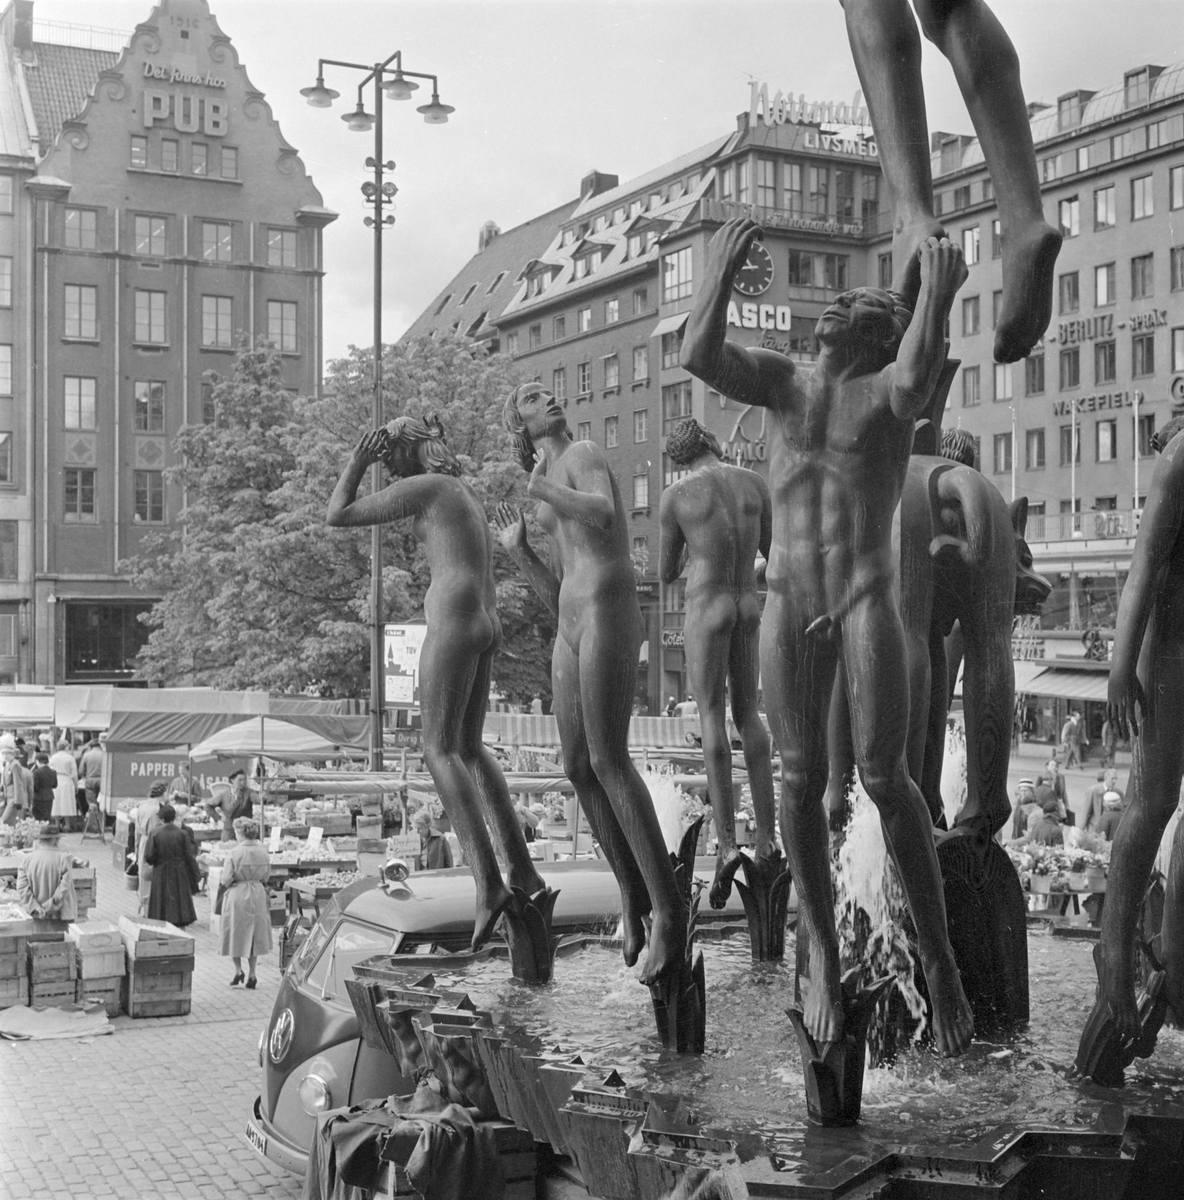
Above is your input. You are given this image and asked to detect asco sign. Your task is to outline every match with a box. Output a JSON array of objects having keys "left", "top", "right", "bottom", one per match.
[{"left": 727, "top": 301, "right": 792, "bottom": 331}]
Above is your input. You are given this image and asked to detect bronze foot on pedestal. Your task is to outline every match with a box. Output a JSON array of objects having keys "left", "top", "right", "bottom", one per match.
[
  {"left": 1075, "top": 942, "right": 1169, "bottom": 1088},
  {"left": 787, "top": 969, "right": 895, "bottom": 1126},
  {"left": 734, "top": 848, "right": 792, "bottom": 962},
  {"left": 500, "top": 885, "right": 560, "bottom": 985}
]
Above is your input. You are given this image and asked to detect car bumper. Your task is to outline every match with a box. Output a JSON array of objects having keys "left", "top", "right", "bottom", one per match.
[{"left": 245, "top": 1094, "right": 308, "bottom": 1177}]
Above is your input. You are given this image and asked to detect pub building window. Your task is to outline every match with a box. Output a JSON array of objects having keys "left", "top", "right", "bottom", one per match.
[
  {"left": 266, "top": 228, "right": 296, "bottom": 268},
  {"left": 1172, "top": 165, "right": 1184, "bottom": 211},
  {"left": 1077, "top": 146, "right": 1090, "bottom": 172},
  {"left": 0, "top": 257, "right": 9, "bottom": 307},
  {"left": 64, "top": 208, "right": 97, "bottom": 250},
  {"left": 991, "top": 218, "right": 1002, "bottom": 259},
  {"left": 192, "top": 143, "right": 208, "bottom": 176},
  {"left": 1060, "top": 424, "right": 1081, "bottom": 466},
  {"left": 0, "top": 175, "right": 12, "bottom": 214},
  {"left": 605, "top": 298, "right": 619, "bottom": 324},
  {"left": 1132, "top": 253, "right": 1154, "bottom": 299},
  {"left": 0, "top": 522, "right": 16, "bottom": 579},
  {"left": 633, "top": 345, "right": 648, "bottom": 382},
  {"left": 632, "top": 287, "right": 648, "bottom": 315},
  {"left": 1058, "top": 271, "right": 1079, "bottom": 314},
  {"left": 576, "top": 362, "right": 590, "bottom": 395},
  {"left": 551, "top": 367, "right": 566, "bottom": 401},
  {"left": 64, "top": 467, "right": 96, "bottom": 522},
  {"left": 64, "top": 284, "right": 97, "bottom": 339},
  {"left": 783, "top": 162, "right": 803, "bottom": 213},
  {"left": 962, "top": 365, "right": 980, "bottom": 406},
  {"left": 134, "top": 381, "right": 165, "bottom": 433},
  {"left": 202, "top": 221, "right": 232, "bottom": 262},
  {"left": 134, "top": 290, "right": 166, "bottom": 344},
  {"left": 661, "top": 330, "right": 683, "bottom": 370},
  {"left": 604, "top": 415, "right": 619, "bottom": 448},
  {"left": 718, "top": 165, "right": 733, "bottom": 201},
  {"left": 1025, "top": 428, "right": 1045, "bottom": 470},
  {"left": 553, "top": 315, "right": 566, "bottom": 340},
  {"left": 662, "top": 247, "right": 693, "bottom": 303},
  {"left": 1137, "top": 413, "right": 1157, "bottom": 457},
  {"left": 135, "top": 215, "right": 167, "bottom": 257},
  {"left": 633, "top": 409, "right": 648, "bottom": 443},
  {"left": 133, "top": 470, "right": 165, "bottom": 523},
  {"left": 961, "top": 225, "right": 980, "bottom": 265},
  {"left": 1096, "top": 262, "right": 1116, "bottom": 305},
  {"left": 64, "top": 377, "right": 97, "bottom": 430},
  {"left": 0, "top": 344, "right": 9, "bottom": 396},
  {"left": 576, "top": 420, "right": 592, "bottom": 443},
  {"left": 528, "top": 324, "right": 541, "bottom": 350},
  {"left": 1131, "top": 174, "right": 1154, "bottom": 220},
  {"left": 1025, "top": 353, "right": 1045, "bottom": 396},
  {"left": 787, "top": 250, "right": 814, "bottom": 286},
  {"left": 161, "top": 139, "right": 178, "bottom": 173},
  {"left": 1095, "top": 340, "right": 1117, "bottom": 384},
  {"left": 662, "top": 381, "right": 693, "bottom": 431},
  {"left": 962, "top": 295, "right": 980, "bottom": 337},
  {"left": 201, "top": 295, "right": 233, "bottom": 348},
  {"left": 1059, "top": 346, "right": 1080, "bottom": 390},
  {"left": 504, "top": 331, "right": 517, "bottom": 356},
  {"left": 632, "top": 471, "right": 650, "bottom": 509},
  {"left": 1171, "top": 247, "right": 1184, "bottom": 292},
  {"left": 1132, "top": 332, "right": 1155, "bottom": 377},
  {"left": 992, "top": 431, "right": 1012, "bottom": 474},
  {"left": 577, "top": 307, "right": 591, "bottom": 333},
  {"left": 130, "top": 135, "right": 147, "bottom": 167},
  {"left": 64, "top": 603, "right": 150, "bottom": 680},
  {"left": 604, "top": 354, "right": 620, "bottom": 390},
  {"left": 1094, "top": 185, "right": 1116, "bottom": 229},
  {"left": 221, "top": 147, "right": 238, "bottom": 180},
  {"left": 993, "top": 362, "right": 1013, "bottom": 401},
  {"left": 1096, "top": 419, "right": 1118, "bottom": 463},
  {"left": 1058, "top": 197, "right": 1080, "bottom": 238},
  {"left": 0, "top": 432, "right": 11, "bottom": 483},
  {"left": 633, "top": 535, "right": 648, "bottom": 557}
]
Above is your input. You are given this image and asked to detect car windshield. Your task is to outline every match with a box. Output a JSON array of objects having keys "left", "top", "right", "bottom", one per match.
[{"left": 303, "top": 919, "right": 401, "bottom": 1007}]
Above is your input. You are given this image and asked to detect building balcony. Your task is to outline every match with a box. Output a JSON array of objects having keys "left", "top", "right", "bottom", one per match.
[{"left": 1025, "top": 508, "right": 1139, "bottom": 543}]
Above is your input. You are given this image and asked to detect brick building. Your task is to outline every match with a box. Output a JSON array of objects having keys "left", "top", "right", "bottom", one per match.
[{"left": 0, "top": 0, "right": 333, "bottom": 685}]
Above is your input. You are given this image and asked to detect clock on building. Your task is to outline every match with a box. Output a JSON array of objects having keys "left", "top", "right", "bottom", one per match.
[{"left": 733, "top": 240, "right": 774, "bottom": 296}]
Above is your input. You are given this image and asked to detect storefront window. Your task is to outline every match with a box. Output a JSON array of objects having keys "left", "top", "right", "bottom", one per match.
[{"left": 64, "top": 603, "right": 151, "bottom": 681}]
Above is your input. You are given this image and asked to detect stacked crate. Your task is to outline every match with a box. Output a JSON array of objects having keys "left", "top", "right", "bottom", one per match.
[
  {"left": 27, "top": 941, "right": 77, "bottom": 1008},
  {"left": 71, "top": 866, "right": 97, "bottom": 916},
  {"left": 0, "top": 932, "right": 29, "bottom": 1008},
  {"left": 119, "top": 916, "right": 195, "bottom": 1017},
  {"left": 67, "top": 921, "right": 126, "bottom": 1016}
]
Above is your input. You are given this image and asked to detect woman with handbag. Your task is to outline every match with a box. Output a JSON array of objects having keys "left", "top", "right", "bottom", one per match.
[{"left": 218, "top": 817, "right": 272, "bottom": 988}]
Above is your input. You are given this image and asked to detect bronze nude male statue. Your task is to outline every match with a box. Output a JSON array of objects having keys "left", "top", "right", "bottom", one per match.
[
  {"left": 327, "top": 415, "right": 555, "bottom": 980},
  {"left": 1079, "top": 416, "right": 1184, "bottom": 1070},
  {"left": 494, "top": 384, "right": 688, "bottom": 993},
  {"left": 682, "top": 216, "right": 975, "bottom": 1056},
  {"left": 840, "top": 0, "right": 1061, "bottom": 362},
  {"left": 659, "top": 418, "right": 778, "bottom": 912}
]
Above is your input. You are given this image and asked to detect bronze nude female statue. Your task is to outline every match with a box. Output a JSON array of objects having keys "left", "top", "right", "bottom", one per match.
[{"left": 327, "top": 415, "right": 554, "bottom": 979}]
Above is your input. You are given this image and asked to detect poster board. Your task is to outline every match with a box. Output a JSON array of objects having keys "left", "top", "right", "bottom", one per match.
[{"left": 384, "top": 623, "right": 428, "bottom": 707}]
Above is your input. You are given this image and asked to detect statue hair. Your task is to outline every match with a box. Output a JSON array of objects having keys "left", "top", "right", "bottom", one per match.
[
  {"left": 940, "top": 427, "right": 978, "bottom": 467},
  {"left": 384, "top": 413, "right": 462, "bottom": 476},
  {"left": 666, "top": 418, "right": 723, "bottom": 466},
  {"left": 502, "top": 384, "right": 572, "bottom": 473},
  {"left": 1152, "top": 415, "right": 1184, "bottom": 454}
]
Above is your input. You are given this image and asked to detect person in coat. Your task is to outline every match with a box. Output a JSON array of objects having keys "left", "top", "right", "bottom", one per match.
[
  {"left": 135, "top": 781, "right": 168, "bottom": 912},
  {"left": 143, "top": 804, "right": 201, "bottom": 927},
  {"left": 0, "top": 733, "right": 31, "bottom": 826},
  {"left": 219, "top": 817, "right": 272, "bottom": 988},
  {"left": 413, "top": 809, "right": 453, "bottom": 871},
  {"left": 49, "top": 739, "right": 79, "bottom": 829},
  {"left": 206, "top": 769, "right": 254, "bottom": 842},
  {"left": 16, "top": 827, "right": 78, "bottom": 920},
  {"left": 30, "top": 752, "right": 58, "bottom": 823}
]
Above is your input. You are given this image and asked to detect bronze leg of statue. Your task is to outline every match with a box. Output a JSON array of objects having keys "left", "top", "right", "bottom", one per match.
[{"left": 729, "top": 599, "right": 777, "bottom": 861}]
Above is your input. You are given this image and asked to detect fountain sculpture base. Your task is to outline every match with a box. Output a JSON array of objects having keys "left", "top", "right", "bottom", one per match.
[
  {"left": 734, "top": 848, "right": 792, "bottom": 963},
  {"left": 501, "top": 884, "right": 560, "bottom": 985}
]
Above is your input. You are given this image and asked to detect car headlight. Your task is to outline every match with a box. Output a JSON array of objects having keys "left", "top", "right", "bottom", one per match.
[
  {"left": 298, "top": 1073, "right": 332, "bottom": 1115},
  {"left": 269, "top": 1008, "right": 294, "bottom": 1064}
]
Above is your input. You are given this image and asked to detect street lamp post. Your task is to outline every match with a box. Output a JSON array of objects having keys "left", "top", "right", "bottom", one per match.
[{"left": 302, "top": 54, "right": 453, "bottom": 771}]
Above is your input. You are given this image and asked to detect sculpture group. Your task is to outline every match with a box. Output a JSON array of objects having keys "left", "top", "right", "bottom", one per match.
[{"left": 322, "top": 0, "right": 1184, "bottom": 1126}]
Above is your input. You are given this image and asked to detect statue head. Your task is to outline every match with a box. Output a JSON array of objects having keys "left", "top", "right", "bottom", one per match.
[
  {"left": 503, "top": 382, "right": 571, "bottom": 472},
  {"left": 940, "top": 427, "right": 978, "bottom": 467},
  {"left": 666, "top": 418, "right": 723, "bottom": 466},
  {"left": 815, "top": 287, "right": 912, "bottom": 358},
  {"left": 1151, "top": 415, "right": 1184, "bottom": 454},
  {"left": 381, "top": 413, "right": 462, "bottom": 477}
]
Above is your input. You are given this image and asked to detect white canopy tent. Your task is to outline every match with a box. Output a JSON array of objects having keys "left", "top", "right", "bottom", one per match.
[{"left": 188, "top": 716, "right": 366, "bottom": 761}]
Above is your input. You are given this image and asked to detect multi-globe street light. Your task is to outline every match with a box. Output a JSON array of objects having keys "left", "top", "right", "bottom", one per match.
[{"left": 301, "top": 53, "right": 453, "bottom": 770}]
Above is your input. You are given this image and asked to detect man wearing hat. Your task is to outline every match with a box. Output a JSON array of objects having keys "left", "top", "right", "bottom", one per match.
[
  {"left": 1028, "top": 797, "right": 1065, "bottom": 847},
  {"left": 1096, "top": 792, "right": 1125, "bottom": 842},
  {"left": 135, "top": 781, "right": 169, "bottom": 911},
  {"left": 0, "top": 732, "right": 31, "bottom": 826},
  {"left": 16, "top": 827, "right": 78, "bottom": 920},
  {"left": 1010, "top": 779, "right": 1039, "bottom": 840}
]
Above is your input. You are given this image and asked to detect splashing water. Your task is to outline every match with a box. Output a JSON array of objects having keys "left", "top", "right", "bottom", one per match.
[
  {"left": 939, "top": 715, "right": 968, "bottom": 830},
  {"left": 643, "top": 766, "right": 690, "bottom": 853}
]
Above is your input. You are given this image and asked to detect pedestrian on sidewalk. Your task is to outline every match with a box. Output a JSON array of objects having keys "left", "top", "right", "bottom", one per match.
[
  {"left": 1060, "top": 710, "right": 1083, "bottom": 769},
  {"left": 16, "top": 827, "right": 78, "bottom": 920},
  {"left": 219, "top": 817, "right": 272, "bottom": 989},
  {"left": 143, "top": 804, "right": 201, "bottom": 928},
  {"left": 49, "top": 739, "right": 78, "bottom": 831}
]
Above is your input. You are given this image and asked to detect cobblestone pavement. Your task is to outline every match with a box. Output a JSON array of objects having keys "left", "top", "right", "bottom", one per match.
[{"left": 1, "top": 828, "right": 303, "bottom": 1200}]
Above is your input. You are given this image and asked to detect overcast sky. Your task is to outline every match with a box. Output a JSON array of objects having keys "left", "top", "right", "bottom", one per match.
[{"left": 35, "top": 1, "right": 1184, "bottom": 367}]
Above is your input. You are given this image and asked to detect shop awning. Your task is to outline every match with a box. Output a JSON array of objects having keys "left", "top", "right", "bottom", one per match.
[
  {"left": 0, "top": 688, "right": 56, "bottom": 725},
  {"left": 1023, "top": 666, "right": 1110, "bottom": 702},
  {"left": 650, "top": 312, "right": 690, "bottom": 338}
]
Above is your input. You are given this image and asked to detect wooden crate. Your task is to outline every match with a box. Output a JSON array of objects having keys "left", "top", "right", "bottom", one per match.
[
  {"left": 31, "top": 980, "right": 78, "bottom": 1008},
  {"left": 122, "top": 953, "right": 194, "bottom": 1018},
  {"left": 0, "top": 934, "right": 29, "bottom": 957},
  {"left": 77, "top": 948, "right": 126, "bottom": 979},
  {"left": 0, "top": 944, "right": 26, "bottom": 978},
  {"left": 119, "top": 915, "right": 195, "bottom": 960},
  {"left": 67, "top": 921, "right": 121, "bottom": 953},
  {"left": 0, "top": 974, "right": 28, "bottom": 1007},
  {"left": 28, "top": 941, "right": 76, "bottom": 983},
  {"left": 76, "top": 975, "right": 122, "bottom": 1017}
]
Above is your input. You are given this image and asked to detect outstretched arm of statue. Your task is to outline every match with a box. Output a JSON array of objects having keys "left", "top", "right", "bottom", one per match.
[
  {"left": 658, "top": 490, "right": 687, "bottom": 586},
  {"left": 681, "top": 217, "right": 795, "bottom": 407},
  {"left": 493, "top": 503, "right": 561, "bottom": 619},
  {"left": 326, "top": 432, "right": 438, "bottom": 527},
  {"left": 1108, "top": 436, "right": 1184, "bottom": 733},
  {"left": 889, "top": 237, "right": 967, "bottom": 420},
  {"left": 526, "top": 445, "right": 615, "bottom": 531}
]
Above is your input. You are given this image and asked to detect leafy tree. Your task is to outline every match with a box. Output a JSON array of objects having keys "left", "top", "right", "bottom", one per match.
[{"left": 125, "top": 335, "right": 556, "bottom": 703}]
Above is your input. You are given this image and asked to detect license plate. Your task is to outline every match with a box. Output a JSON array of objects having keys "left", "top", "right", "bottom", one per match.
[{"left": 245, "top": 1120, "right": 267, "bottom": 1158}]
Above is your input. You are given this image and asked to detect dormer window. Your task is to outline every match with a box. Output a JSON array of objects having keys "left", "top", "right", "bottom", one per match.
[
  {"left": 519, "top": 259, "right": 556, "bottom": 299},
  {"left": 1124, "top": 66, "right": 1162, "bottom": 108}
]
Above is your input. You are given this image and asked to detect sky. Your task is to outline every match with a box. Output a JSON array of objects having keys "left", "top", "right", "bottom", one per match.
[{"left": 32, "top": 0, "right": 1184, "bottom": 368}]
